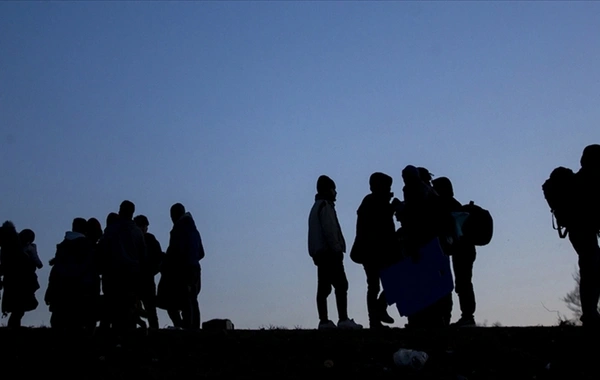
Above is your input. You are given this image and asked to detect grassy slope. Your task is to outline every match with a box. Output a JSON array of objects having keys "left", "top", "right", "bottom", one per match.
[{"left": 0, "top": 327, "right": 598, "bottom": 379}]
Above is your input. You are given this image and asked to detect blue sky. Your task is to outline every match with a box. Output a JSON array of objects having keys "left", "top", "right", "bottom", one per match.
[{"left": 1, "top": 2, "right": 599, "bottom": 328}]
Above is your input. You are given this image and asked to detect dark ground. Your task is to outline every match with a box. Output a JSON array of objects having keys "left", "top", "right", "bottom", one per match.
[{"left": 0, "top": 326, "right": 598, "bottom": 379}]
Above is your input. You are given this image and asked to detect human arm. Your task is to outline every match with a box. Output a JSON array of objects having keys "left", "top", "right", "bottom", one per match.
[{"left": 28, "top": 244, "right": 43, "bottom": 269}]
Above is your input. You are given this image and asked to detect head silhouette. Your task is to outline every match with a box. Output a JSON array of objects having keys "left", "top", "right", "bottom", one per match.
[
  {"left": 134, "top": 214, "right": 149, "bottom": 227},
  {"left": 369, "top": 172, "right": 393, "bottom": 194},
  {"left": 72, "top": 217, "right": 88, "bottom": 235},
  {"left": 417, "top": 167, "right": 433, "bottom": 184},
  {"left": 0, "top": 221, "right": 19, "bottom": 250},
  {"left": 581, "top": 144, "right": 600, "bottom": 170},
  {"left": 402, "top": 165, "right": 421, "bottom": 185},
  {"left": 170, "top": 203, "right": 186, "bottom": 223},
  {"left": 119, "top": 200, "right": 135, "bottom": 220},
  {"left": 316, "top": 175, "right": 335, "bottom": 194},
  {"left": 134, "top": 215, "right": 149, "bottom": 233},
  {"left": 432, "top": 177, "right": 454, "bottom": 198},
  {"left": 316, "top": 175, "right": 336, "bottom": 201},
  {"left": 86, "top": 218, "right": 103, "bottom": 242},
  {"left": 18, "top": 229, "right": 35, "bottom": 245},
  {"left": 106, "top": 212, "right": 119, "bottom": 227}
]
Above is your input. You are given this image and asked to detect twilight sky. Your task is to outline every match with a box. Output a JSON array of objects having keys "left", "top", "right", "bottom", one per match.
[{"left": 1, "top": 1, "right": 599, "bottom": 328}]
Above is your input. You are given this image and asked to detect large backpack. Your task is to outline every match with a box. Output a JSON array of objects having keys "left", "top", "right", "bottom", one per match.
[
  {"left": 460, "top": 201, "right": 493, "bottom": 246},
  {"left": 542, "top": 166, "right": 577, "bottom": 238}
]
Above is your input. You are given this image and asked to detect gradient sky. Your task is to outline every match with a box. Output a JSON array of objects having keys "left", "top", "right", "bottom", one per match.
[{"left": 1, "top": 2, "right": 600, "bottom": 329}]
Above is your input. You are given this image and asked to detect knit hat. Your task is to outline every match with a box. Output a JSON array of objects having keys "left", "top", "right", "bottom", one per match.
[{"left": 316, "top": 175, "right": 336, "bottom": 194}]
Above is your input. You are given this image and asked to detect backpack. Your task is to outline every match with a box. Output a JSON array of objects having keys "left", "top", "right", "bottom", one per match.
[
  {"left": 542, "top": 166, "right": 576, "bottom": 238},
  {"left": 460, "top": 201, "right": 493, "bottom": 246}
]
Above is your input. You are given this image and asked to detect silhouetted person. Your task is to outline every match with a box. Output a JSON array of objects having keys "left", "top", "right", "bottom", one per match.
[
  {"left": 86, "top": 218, "right": 103, "bottom": 245},
  {"left": 97, "top": 200, "right": 147, "bottom": 332},
  {"left": 396, "top": 165, "right": 444, "bottom": 254},
  {"left": 0, "top": 221, "right": 40, "bottom": 328},
  {"left": 432, "top": 176, "right": 477, "bottom": 327},
  {"left": 308, "top": 175, "right": 362, "bottom": 330},
  {"left": 568, "top": 144, "right": 600, "bottom": 328},
  {"left": 105, "top": 212, "right": 119, "bottom": 233},
  {"left": 45, "top": 217, "right": 99, "bottom": 330},
  {"left": 134, "top": 214, "right": 164, "bottom": 329},
  {"left": 397, "top": 166, "right": 452, "bottom": 328},
  {"left": 86, "top": 218, "right": 103, "bottom": 328},
  {"left": 352, "top": 172, "right": 397, "bottom": 329},
  {"left": 157, "top": 203, "right": 205, "bottom": 330},
  {"left": 19, "top": 229, "right": 43, "bottom": 270},
  {"left": 98, "top": 213, "right": 119, "bottom": 330},
  {"left": 96, "top": 211, "right": 148, "bottom": 331}
]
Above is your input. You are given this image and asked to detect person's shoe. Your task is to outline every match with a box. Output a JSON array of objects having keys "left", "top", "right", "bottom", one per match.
[
  {"left": 379, "top": 308, "right": 395, "bottom": 324},
  {"left": 318, "top": 320, "right": 337, "bottom": 330},
  {"left": 451, "top": 316, "right": 476, "bottom": 327},
  {"left": 337, "top": 318, "right": 363, "bottom": 330}
]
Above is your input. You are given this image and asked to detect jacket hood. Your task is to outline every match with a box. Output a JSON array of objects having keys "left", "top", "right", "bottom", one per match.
[
  {"left": 64, "top": 231, "right": 86, "bottom": 241},
  {"left": 174, "top": 212, "right": 196, "bottom": 228},
  {"left": 177, "top": 212, "right": 193, "bottom": 221},
  {"left": 315, "top": 193, "right": 335, "bottom": 202}
]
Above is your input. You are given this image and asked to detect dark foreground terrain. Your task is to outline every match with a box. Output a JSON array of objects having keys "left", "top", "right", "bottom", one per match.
[{"left": 0, "top": 326, "right": 598, "bottom": 379}]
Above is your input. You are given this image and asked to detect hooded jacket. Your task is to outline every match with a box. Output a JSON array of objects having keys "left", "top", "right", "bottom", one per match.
[
  {"left": 98, "top": 218, "right": 147, "bottom": 279},
  {"left": 308, "top": 194, "right": 346, "bottom": 259},
  {"left": 165, "top": 212, "right": 205, "bottom": 269},
  {"left": 431, "top": 177, "right": 476, "bottom": 256},
  {"left": 352, "top": 193, "right": 397, "bottom": 266},
  {"left": 0, "top": 221, "right": 40, "bottom": 313},
  {"left": 45, "top": 231, "right": 99, "bottom": 306}
]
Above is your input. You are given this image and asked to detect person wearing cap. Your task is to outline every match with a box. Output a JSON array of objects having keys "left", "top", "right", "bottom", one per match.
[
  {"left": 417, "top": 167, "right": 434, "bottom": 187},
  {"left": 134, "top": 214, "right": 165, "bottom": 329},
  {"left": 568, "top": 144, "right": 600, "bottom": 328},
  {"left": 308, "top": 175, "right": 363, "bottom": 330}
]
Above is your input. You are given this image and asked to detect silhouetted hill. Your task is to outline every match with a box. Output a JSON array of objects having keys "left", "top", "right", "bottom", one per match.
[{"left": 0, "top": 326, "right": 597, "bottom": 379}]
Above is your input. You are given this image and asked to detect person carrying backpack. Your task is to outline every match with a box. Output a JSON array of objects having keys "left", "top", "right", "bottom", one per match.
[
  {"left": 432, "top": 176, "right": 478, "bottom": 327},
  {"left": 566, "top": 144, "right": 600, "bottom": 328}
]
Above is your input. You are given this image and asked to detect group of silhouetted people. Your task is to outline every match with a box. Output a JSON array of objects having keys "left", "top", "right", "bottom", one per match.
[
  {"left": 308, "top": 144, "right": 600, "bottom": 331},
  {"left": 308, "top": 166, "right": 480, "bottom": 330},
  {"left": 0, "top": 200, "right": 205, "bottom": 332},
  {"left": 1, "top": 145, "right": 599, "bottom": 332}
]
